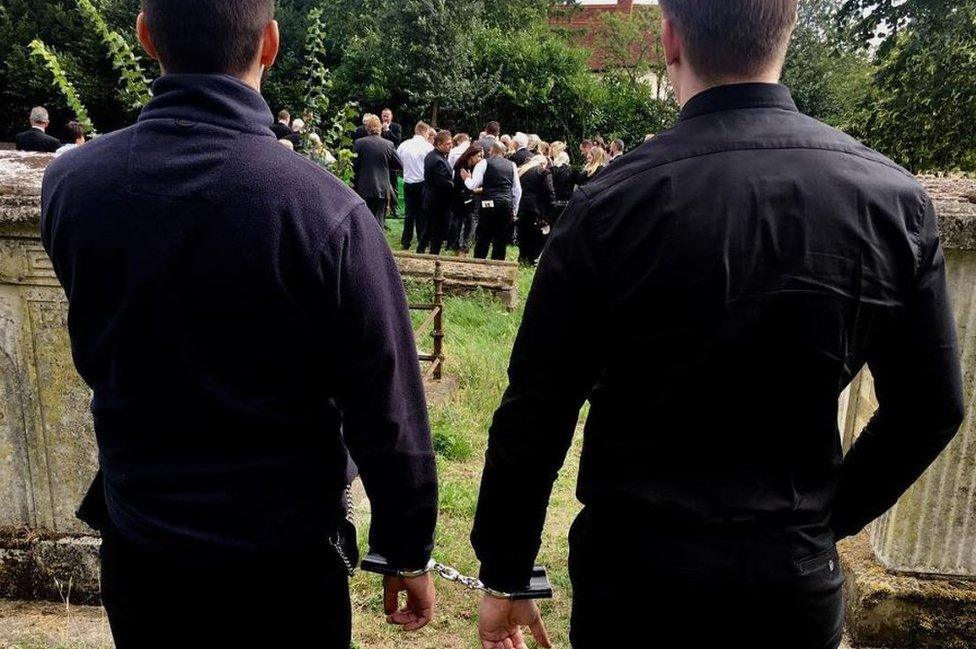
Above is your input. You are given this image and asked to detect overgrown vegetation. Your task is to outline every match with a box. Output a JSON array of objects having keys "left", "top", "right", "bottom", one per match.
[{"left": 3, "top": 0, "right": 973, "bottom": 170}]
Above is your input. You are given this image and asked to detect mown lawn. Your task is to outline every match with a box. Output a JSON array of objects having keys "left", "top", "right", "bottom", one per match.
[{"left": 350, "top": 221, "right": 583, "bottom": 648}]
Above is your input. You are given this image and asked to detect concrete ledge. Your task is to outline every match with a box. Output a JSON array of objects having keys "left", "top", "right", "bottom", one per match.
[
  {"left": 840, "top": 533, "right": 976, "bottom": 648},
  {"left": 394, "top": 251, "right": 520, "bottom": 309},
  {"left": 0, "top": 527, "right": 101, "bottom": 606}
]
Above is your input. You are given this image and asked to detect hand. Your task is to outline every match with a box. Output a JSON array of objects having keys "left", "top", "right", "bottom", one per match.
[
  {"left": 461, "top": 168, "right": 472, "bottom": 181},
  {"left": 479, "top": 596, "right": 551, "bottom": 649},
  {"left": 383, "top": 573, "right": 436, "bottom": 631}
]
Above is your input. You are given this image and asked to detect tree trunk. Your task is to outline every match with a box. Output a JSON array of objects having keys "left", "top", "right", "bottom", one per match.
[{"left": 431, "top": 102, "right": 439, "bottom": 128}]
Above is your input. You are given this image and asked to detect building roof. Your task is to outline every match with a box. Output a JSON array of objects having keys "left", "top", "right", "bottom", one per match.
[{"left": 550, "top": 0, "right": 658, "bottom": 71}]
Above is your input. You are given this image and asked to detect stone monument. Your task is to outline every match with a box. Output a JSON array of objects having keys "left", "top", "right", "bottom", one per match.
[{"left": 840, "top": 176, "right": 976, "bottom": 647}]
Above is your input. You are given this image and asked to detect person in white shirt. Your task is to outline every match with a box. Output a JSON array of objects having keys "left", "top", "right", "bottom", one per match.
[
  {"left": 396, "top": 121, "right": 435, "bottom": 250},
  {"left": 54, "top": 121, "right": 86, "bottom": 157},
  {"left": 448, "top": 133, "right": 471, "bottom": 168},
  {"left": 461, "top": 140, "right": 522, "bottom": 260}
]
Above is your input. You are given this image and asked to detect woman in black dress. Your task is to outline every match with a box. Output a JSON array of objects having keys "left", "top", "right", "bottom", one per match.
[
  {"left": 549, "top": 141, "right": 575, "bottom": 225},
  {"left": 573, "top": 145, "right": 607, "bottom": 189},
  {"left": 515, "top": 154, "right": 556, "bottom": 266},
  {"left": 451, "top": 145, "right": 484, "bottom": 255}
]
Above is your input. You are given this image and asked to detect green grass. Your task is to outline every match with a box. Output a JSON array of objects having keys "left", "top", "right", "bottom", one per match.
[{"left": 350, "top": 253, "right": 585, "bottom": 649}]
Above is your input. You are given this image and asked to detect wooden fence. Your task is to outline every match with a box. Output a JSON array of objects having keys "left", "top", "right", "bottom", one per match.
[{"left": 409, "top": 261, "right": 445, "bottom": 381}]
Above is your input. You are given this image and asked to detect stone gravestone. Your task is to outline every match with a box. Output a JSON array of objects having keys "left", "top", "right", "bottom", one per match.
[
  {"left": 0, "top": 152, "right": 101, "bottom": 603},
  {"left": 839, "top": 176, "right": 976, "bottom": 647}
]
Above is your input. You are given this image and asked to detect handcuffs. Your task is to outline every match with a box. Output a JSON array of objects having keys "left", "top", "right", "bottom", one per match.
[{"left": 360, "top": 553, "right": 553, "bottom": 601}]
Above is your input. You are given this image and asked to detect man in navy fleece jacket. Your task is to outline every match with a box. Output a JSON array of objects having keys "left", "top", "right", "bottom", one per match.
[{"left": 39, "top": 1, "right": 437, "bottom": 646}]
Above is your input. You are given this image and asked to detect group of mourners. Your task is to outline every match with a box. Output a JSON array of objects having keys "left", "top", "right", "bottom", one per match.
[{"left": 345, "top": 112, "right": 637, "bottom": 266}]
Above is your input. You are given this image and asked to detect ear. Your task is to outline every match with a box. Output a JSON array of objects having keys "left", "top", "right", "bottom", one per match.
[
  {"left": 260, "top": 20, "right": 280, "bottom": 70},
  {"left": 136, "top": 12, "right": 160, "bottom": 61},
  {"left": 661, "top": 16, "right": 681, "bottom": 67}
]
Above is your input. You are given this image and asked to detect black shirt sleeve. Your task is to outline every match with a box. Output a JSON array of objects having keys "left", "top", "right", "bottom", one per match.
[
  {"left": 830, "top": 195, "right": 965, "bottom": 539},
  {"left": 324, "top": 205, "right": 439, "bottom": 569},
  {"left": 471, "top": 195, "right": 604, "bottom": 592}
]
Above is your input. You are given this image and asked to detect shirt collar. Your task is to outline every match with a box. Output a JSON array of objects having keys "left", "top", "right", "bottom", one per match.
[
  {"left": 679, "top": 83, "right": 797, "bottom": 123},
  {"left": 138, "top": 74, "right": 275, "bottom": 137}
]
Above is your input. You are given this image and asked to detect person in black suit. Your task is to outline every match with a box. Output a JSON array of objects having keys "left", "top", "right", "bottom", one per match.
[
  {"left": 381, "top": 109, "right": 403, "bottom": 218},
  {"left": 418, "top": 130, "right": 454, "bottom": 255},
  {"left": 15, "top": 107, "right": 61, "bottom": 153},
  {"left": 352, "top": 113, "right": 375, "bottom": 142},
  {"left": 270, "top": 109, "right": 292, "bottom": 140},
  {"left": 510, "top": 133, "right": 532, "bottom": 166},
  {"left": 353, "top": 115, "right": 402, "bottom": 229},
  {"left": 514, "top": 154, "right": 555, "bottom": 266}
]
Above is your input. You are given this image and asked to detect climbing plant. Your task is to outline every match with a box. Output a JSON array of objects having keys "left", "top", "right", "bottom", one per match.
[
  {"left": 75, "top": 0, "right": 152, "bottom": 110},
  {"left": 301, "top": 5, "right": 357, "bottom": 185},
  {"left": 28, "top": 39, "right": 96, "bottom": 135}
]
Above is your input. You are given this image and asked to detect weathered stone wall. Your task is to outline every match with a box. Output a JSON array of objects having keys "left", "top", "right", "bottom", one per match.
[
  {"left": 841, "top": 176, "right": 976, "bottom": 578},
  {"left": 0, "top": 153, "right": 98, "bottom": 537}
]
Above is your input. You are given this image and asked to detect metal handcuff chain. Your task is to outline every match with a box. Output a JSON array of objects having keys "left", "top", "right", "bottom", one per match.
[{"left": 332, "top": 486, "right": 552, "bottom": 600}]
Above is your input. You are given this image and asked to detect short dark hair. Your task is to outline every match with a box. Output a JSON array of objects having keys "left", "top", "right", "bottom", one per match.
[
  {"left": 141, "top": 0, "right": 274, "bottom": 75},
  {"left": 659, "top": 0, "right": 797, "bottom": 82},
  {"left": 65, "top": 121, "right": 84, "bottom": 142},
  {"left": 485, "top": 121, "right": 501, "bottom": 136}
]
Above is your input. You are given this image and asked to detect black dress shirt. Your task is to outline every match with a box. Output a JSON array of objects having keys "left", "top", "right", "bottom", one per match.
[
  {"left": 41, "top": 75, "right": 437, "bottom": 569},
  {"left": 471, "top": 83, "right": 964, "bottom": 592}
]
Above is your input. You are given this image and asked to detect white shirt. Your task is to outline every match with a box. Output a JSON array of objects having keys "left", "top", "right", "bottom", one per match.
[
  {"left": 465, "top": 157, "right": 522, "bottom": 215},
  {"left": 397, "top": 135, "right": 434, "bottom": 184},
  {"left": 448, "top": 142, "right": 471, "bottom": 168},
  {"left": 54, "top": 143, "right": 78, "bottom": 157}
]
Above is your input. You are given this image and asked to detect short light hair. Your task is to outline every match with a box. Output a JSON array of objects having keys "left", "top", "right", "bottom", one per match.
[
  {"left": 362, "top": 113, "right": 377, "bottom": 126},
  {"left": 414, "top": 121, "right": 430, "bottom": 136},
  {"left": 30, "top": 106, "right": 49, "bottom": 126},
  {"left": 514, "top": 132, "right": 529, "bottom": 148},
  {"left": 364, "top": 115, "right": 382, "bottom": 135},
  {"left": 434, "top": 130, "right": 453, "bottom": 146},
  {"left": 453, "top": 133, "right": 470, "bottom": 146},
  {"left": 277, "top": 109, "right": 290, "bottom": 122},
  {"left": 291, "top": 118, "right": 305, "bottom": 132},
  {"left": 659, "top": 0, "right": 798, "bottom": 82},
  {"left": 490, "top": 140, "right": 508, "bottom": 157}
]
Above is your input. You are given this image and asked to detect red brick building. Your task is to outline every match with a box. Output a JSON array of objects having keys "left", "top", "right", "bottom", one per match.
[{"left": 550, "top": 0, "right": 658, "bottom": 71}]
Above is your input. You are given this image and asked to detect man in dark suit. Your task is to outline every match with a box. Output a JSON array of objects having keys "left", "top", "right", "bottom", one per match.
[
  {"left": 15, "top": 107, "right": 61, "bottom": 153},
  {"left": 381, "top": 109, "right": 403, "bottom": 218},
  {"left": 471, "top": 1, "right": 965, "bottom": 648},
  {"left": 352, "top": 113, "right": 373, "bottom": 141},
  {"left": 418, "top": 130, "right": 454, "bottom": 255},
  {"left": 270, "top": 108, "right": 291, "bottom": 140},
  {"left": 41, "top": 1, "right": 438, "bottom": 646},
  {"left": 353, "top": 115, "right": 402, "bottom": 229}
]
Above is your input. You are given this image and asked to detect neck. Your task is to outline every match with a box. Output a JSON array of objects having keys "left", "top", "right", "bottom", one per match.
[
  {"left": 32, "top": 125, "right": 45, "bottom": 132},
  {"left": 673, "top": 70, "right": 781, "bottom": 107}
]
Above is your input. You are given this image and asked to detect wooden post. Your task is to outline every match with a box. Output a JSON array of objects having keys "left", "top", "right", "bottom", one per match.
[{"left": 432, "top": 261, "right": 445, "bottom": 381}]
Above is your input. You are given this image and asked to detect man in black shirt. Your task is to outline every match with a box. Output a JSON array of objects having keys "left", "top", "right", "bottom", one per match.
[
  {"left": 382, "top": 108, "right": 404, "bottom": 218},
  {"left": 270, "top": 108, "right": 292, "bottom": 139},
  {"left": 471, "top": 1, "right": 964, "bottom": 648},
  {"left": 41, "top": 1, "right": 437, "bottom": 647}
]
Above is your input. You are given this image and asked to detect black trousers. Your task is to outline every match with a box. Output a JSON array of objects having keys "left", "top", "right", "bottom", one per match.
[
  {"left": 419, "top": 204, "right": 451, "bottom": 255},
  {"left": 389, "top": 170, "right": 400, "bottom": 217},
  {"left": 100, "top": 524, "right": 352, "bottom": 648},
  {"left": 402, "top": 182, "right": 426, "bottom": 250},
  {"left": 568, "top": 507, "right": 845, "bottom": 649},
  {"left": 474, "top": 201, "right": 513, "bottom": 261},
  {"left": 516, "top": 211, "right": 546, "bottom": 265},
  {"left": 450, "top": 201, "right": 478, "bottom": 253},
  {"left": 365, "top": 196, "right": 387, "bottom": 230}
]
